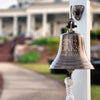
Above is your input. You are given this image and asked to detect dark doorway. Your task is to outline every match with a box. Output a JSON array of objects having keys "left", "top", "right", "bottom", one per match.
[{"left": 18, "top": 25, "right": 22, "bottom": 35}]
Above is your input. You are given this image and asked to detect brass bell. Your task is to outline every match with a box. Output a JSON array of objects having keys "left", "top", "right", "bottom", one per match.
[{"left": 50, "top": 18, "right": 94, "bottom": 70}]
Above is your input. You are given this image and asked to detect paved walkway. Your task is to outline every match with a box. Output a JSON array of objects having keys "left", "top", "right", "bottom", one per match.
[{"left": 0, "top": 63, "right": 66, "bottom": 100}]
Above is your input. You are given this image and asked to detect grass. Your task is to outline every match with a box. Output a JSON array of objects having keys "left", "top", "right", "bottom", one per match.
[
  {"left": 91, "top": 39, "right": 97, "bottom": 46},
  {"left": 20, "top": 64, "right": 66, "bottom": 81},
  {"left": 20, "top": 64, "right": 100, "bottom": 100},
  {"left": 91, "top": 85, "right": 100, "bottom": 100}
]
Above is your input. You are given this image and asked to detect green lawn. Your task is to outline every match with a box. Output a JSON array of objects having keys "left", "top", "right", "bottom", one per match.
[
  {"left": 20, "top": 64, "right": 66, "bottom": 81},
  {"left": 20, "top": 64, "right": 100, "bottom": 100},
  {"left": 91, "top": 85, "right": 100, "bottom": 100}
]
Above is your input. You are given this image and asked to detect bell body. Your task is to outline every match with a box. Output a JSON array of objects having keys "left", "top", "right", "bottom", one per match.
[{"left": 50, "top": 31, "right": 94, "bottom": 70}]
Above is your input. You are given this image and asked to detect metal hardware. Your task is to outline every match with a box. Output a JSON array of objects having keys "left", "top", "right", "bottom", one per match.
[
  {"left": 66, "top": 18, "right": 77, "bottom": 29},
  {"left": 72, "top": 5, "right": 84, "bottom": 21},
  {"left": 66, "top": 6, "right": 77, "bottom": 29}
]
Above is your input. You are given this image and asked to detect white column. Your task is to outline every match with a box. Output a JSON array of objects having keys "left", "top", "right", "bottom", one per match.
[
  {"left": 31, "top": 15, "right": 35, "bottom": 38},
  {"left": 0, "top": 18, "right": 3, "bottom": 37},
  {"left": 26, "top": 14, "right": 35, "bottom": 38},
  {"left": 26, "top": 14, "right": 31, "bottom": 37},
  {"left": 42, "top": 13, "right": 47, "bottom": 37},
  {"left": 70, "top": 0, "right": 91, "bottom": 100},
  {"left": 13, "top": 16, "right": 18, "bottom": 36}
]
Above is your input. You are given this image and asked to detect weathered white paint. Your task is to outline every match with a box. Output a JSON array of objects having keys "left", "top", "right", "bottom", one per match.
[
  {"left": 13, "top": 16, "right": 18, "bottom": 36},
  {"left": 70, "top": 0, "right": 91, "bottom": 100},
  {"left": 0, "top": 18, "right": 3, "bottom": 36}
]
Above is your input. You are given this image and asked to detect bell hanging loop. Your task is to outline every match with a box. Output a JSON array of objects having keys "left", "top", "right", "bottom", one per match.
[{"left": 66, "top": 6, "right": 77, "bottom": 30}]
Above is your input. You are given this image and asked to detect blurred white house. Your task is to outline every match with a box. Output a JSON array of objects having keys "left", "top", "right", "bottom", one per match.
[{"left": 0, "top": 0, "right": 100, "bottom": 39}]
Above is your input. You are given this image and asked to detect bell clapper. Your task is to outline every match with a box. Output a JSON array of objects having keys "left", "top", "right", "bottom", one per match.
[{"left": 64, "top": 70, "right": 74, "bottom": 100}]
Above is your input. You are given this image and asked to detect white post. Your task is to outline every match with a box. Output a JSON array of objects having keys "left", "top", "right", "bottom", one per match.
[
  {"left": 42, "top": 13, "right": 47, "bottom": 37},
  {"left": 70, "top": 0, "right": 91, "bottom": 100},
  {"left": 26, "top": 14, "right": 31, "bottom": 37},
  {"left": 31, "top": 15, "right": 35, "bottom": 38},
  {"left": 0, "top": 18, "right": 3, "bottom": 37},
  {"left": 26, "top": 14, "right": 35, "bottom": 38},
  {"left": 13, "top": 16, "right": 18, "bottom": 36}
]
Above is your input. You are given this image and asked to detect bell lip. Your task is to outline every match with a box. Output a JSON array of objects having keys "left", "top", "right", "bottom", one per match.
[{"left": 49, "top": 65, "right": 94, "bottom": 70}]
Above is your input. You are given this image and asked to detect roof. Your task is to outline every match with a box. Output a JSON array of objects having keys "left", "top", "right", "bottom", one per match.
[
  {"left": 17, "top": 0, "right": 64, "bottom": 4},
  {"left": 6, "top": 0, "right": 100, "bottom": 10},
  {"left": 17, "top": 0, "right": 99, "bottom": 4},
  {"left": 10, "top": 0, "right": 68, "bottom": 9}
]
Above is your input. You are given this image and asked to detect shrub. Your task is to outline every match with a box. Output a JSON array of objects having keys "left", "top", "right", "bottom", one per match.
[
  {"left": 90, "top": 30, "right": 97, "bottom": 39},
  {"left": 91, "top": 29, "right": 100, "bottom": 40},
  {"left": 62, "top": 28, "right": 69, "bottom": 33},
  {"left": 30, "top": 38, "right": 48, "bottom": 46},
  {"left": 18, "top": 51, "right": 41, "bottom": 63},
  {"left": 30, "top": 37, "right": 60, "bottom": 55},
  {"left": 64, "top": 28, "right": 69, "bottom": 33},
  {"left": 30, "top": 37, "right": 59, "bottom": 46},
  {"left": 91, "top": 40, "right": 96, "bottom": 46},
  {"left": 0, "top": 37, "right": 8, "bottom": 42},
  {"left": 48, "top": 38, "right": 59, "bottom": 55},
  {"left": 96, "top": 29, "right": 100, "bottom": 40}
]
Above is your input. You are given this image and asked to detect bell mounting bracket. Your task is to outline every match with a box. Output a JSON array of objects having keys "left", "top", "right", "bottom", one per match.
[{"left": 72, "top": 5, "right": 84, "bottom": 21}]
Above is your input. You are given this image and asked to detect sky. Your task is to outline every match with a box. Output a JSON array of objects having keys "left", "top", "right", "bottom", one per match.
[{"left": 0, "top": 0, "right": 17, "bottom": 9}]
